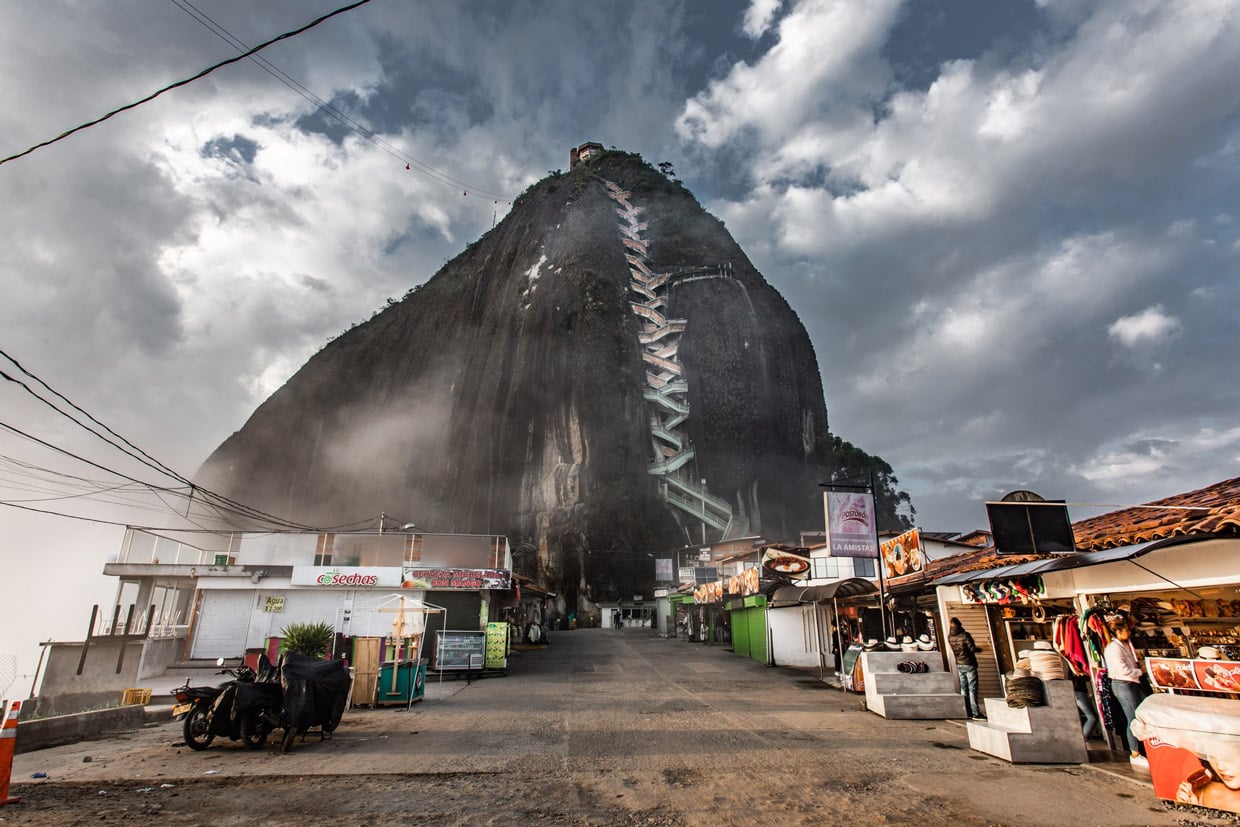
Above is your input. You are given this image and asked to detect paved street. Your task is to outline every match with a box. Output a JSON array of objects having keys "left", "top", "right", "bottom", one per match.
[{"left": 8, "top": 629, "right": 1225, "bottom": 826}]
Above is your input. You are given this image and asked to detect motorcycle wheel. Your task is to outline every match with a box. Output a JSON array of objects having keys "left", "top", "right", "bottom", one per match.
[
  {"left": 281, "top": 726, "right": 297, "bottom": 753},
  {"left": 239, "top": 712, "right": 272, "bottom": 750},
  {"left": 182, "top": 705, "right": 214, "bottom": 751}
]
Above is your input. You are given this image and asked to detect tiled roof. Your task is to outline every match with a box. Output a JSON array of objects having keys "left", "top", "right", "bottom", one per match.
[
  {"left": 887, "top": 547, "right": 1041, "bottom": 591},
  {"left": 1070, "top": 476, "right": 1240, "bottom": 551}
]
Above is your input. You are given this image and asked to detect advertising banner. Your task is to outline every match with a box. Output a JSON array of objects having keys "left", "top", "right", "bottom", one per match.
[
  {"left": 401, "top": 567, "right": 511, "bottom": 590},
  {"left": 880, "top": 528, "right": 924, "bottom": 579},
  {"left": 654, "top": 558, "right": 675, "bottom": 582},
  {"left": 824, "top": 491, "right": 879, "bottom": 558},
  {"left": 760, "top": 547, "right": 811, "bottom": 580},
  {"left": 291, "top": 566, "right": 402, "bottom": 587}
]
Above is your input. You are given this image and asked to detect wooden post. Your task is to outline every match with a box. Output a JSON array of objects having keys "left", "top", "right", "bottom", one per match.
[{"left": 76, "top": 605, "right": 99, "bottom": 675}]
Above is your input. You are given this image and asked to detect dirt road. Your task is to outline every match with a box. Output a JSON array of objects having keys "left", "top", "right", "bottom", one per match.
[{"left": 6, "top": 630, "right": 1229, "bottom": 825}]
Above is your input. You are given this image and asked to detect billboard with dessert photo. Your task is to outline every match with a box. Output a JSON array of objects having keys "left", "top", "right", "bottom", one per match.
[{"left": 880, "top": 528, "right": 924, "bottom": 580}]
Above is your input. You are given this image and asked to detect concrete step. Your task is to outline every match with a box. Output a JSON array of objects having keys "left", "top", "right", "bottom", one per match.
[
  {"left": 868, "top": 671, "right": 958, "bottom": 695},
  {"left": 860, "top": 652, "right": 948, "bottom": 674},
  {"left": 967, "top": 719, "right": 1015, "bottom": 761},
  {"left": 870, "top": 692, "right": 967, "bottom": 720},
  {"left": 982, "top": 696, "right": 1032, "bottom": 730}
]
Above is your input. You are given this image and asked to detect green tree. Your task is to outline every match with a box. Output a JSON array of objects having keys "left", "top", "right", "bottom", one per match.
[{"left": 812, "top": 434, "right": 915, "bottom": 533}]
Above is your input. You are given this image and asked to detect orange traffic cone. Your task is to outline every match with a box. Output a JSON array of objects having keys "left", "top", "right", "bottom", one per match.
[{"left": 0, "top": 699, "right": 20, "bottom": 805}]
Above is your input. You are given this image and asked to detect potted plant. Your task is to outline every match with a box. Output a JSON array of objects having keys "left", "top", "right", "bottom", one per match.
[{"left": 278, "top": 621, "right": 336, "bottom": 659}]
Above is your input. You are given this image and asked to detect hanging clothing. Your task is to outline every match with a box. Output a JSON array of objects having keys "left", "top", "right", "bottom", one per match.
[
  {"left": 1094, "top": 666, "right": 1118, "bottom": 731},
  {"left": 1081, "top": 608, "right": 1113, "bottom": 666},
  {"left": 1053, "top": 614, "right": 1091, "bottom": 677}
]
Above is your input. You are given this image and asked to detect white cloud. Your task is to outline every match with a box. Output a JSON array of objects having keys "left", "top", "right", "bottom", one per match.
[
  {"left": 1107, "top": 305, "right": 1182, "bottom": 348},
  {"left": 742, "top": 0, "right": 784, "bottom": 39},
  {"left": 676, "top": 0, "right": 902, "bottom": 148}
]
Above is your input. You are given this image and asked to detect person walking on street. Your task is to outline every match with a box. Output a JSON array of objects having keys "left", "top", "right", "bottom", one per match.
[{"left": 949, "top": 617, "right": 984, "bottom": 720}]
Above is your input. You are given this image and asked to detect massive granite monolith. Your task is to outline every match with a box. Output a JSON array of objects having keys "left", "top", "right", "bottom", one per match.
[{"left": 196, "top": 151, "right": 884, "bottom": 601}]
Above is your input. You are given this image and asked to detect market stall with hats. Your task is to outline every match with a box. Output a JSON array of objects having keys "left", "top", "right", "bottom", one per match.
[{"left": 935, "top": 477, "right": 1240, "bottom": 776}]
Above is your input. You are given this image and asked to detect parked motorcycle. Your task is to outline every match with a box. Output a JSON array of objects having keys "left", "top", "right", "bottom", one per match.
[
  {"left": 232, "top": 655, "right": 283, "bottom": 751},
  {"left": 262, "top": 652, "right": 351, "bottom": 753},
  {"left": 172, "top": 657, "right": 257, "bottom": 751}
]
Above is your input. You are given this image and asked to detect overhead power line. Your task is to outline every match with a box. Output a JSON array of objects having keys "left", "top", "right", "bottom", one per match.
[
  {"left": 0, "top": 347, "right": 319, "bottom": 531},
  {"left": 0, "top": 0, "right": 374, "bottom": 168},
  {"left": 169, "top": 0, "right": 513, "bottom": 203}
]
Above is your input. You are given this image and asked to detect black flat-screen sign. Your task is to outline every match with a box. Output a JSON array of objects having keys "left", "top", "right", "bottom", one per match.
[{"left": 985, "top": 500, "right": 1076, "bottom": 555}]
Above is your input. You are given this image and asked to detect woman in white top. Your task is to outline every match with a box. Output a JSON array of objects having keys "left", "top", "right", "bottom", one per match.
[{"left": 1103, "top": 616, "right": 1147, "bottom": 765}]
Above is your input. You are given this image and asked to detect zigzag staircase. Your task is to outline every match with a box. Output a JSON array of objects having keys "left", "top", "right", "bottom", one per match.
[{"left": 602, "top": 179, "right": 734, "bottom": 537}]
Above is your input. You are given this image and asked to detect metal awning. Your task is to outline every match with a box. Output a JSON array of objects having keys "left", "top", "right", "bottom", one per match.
[
  {"left": 930, "top": 541, "right": 1159, "bottom": 587},
  {"left": 768, "top": 577, "right": 878, "bottom": 607}
]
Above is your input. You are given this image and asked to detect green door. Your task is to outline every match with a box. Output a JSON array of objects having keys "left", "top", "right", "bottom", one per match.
[{"left": 731, "top": 609, "right": 750, "bottom": 658}]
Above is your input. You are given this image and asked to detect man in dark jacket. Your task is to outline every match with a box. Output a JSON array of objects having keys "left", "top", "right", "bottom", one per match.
[{"left": 948, "top": 617, "right": 984, "bottom": 719}]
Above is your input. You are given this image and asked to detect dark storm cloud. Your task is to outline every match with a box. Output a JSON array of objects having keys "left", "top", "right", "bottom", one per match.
[{"left": 3, "top": 0, "right": 1240, "bottom": 674}]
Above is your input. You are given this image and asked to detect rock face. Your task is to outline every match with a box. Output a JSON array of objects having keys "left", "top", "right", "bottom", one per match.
[{"left": 196, "top": 152, "right": 833, "bottom": 598}]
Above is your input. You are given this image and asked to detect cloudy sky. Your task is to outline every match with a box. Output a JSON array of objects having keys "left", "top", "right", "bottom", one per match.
[{"left": 2, "top": 0, "right": 1238, "bottom": 679}]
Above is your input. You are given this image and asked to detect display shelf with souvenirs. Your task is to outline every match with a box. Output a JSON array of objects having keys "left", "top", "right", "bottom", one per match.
[
  {"left": 1004, "top": 618, "right": 1053, "bottom": 669},
  {"left": 1120, "top": 596, "right": 1240, "bottom": 661}
]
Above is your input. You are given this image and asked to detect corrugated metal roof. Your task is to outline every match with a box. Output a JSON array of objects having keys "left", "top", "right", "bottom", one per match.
[
  {"left": 930, "top": 541, "right": 1158, "bottom": 586},
  {"left": 768, "top": 577, "right": 878, "bottom": 607}
]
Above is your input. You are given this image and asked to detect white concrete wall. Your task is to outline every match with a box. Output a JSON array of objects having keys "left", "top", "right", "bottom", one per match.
[{"left": 1068, "top": 538, "right": 1240, "bottom": 594}]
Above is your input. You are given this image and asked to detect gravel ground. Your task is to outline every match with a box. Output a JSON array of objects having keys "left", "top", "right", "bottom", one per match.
[{"left": 6, "top": 630, "right": 1236, "bottom": 826}]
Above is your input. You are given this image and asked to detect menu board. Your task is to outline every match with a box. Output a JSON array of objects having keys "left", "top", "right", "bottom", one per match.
[
  {"left": 1147, "top": 657, "right": 1240, "bottom": 693},
  {"left": 485, "top": 622, "right": 509, "bottom": 670},
  {"left": 435, "top": 630, "right": 487, "bottom": 671}
]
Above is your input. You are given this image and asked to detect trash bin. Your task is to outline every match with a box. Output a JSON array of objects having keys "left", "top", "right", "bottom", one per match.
[{"left": 1133, "top": 693, "right": 1240, "bottom": 813}]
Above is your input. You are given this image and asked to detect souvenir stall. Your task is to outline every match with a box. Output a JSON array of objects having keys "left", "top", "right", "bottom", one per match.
[
  {"left": 1066, "top": 537, "right": 1240, "bottom": 761},
  {"left": 934, "top": 536, "right": 1240, "bottom": 765}
]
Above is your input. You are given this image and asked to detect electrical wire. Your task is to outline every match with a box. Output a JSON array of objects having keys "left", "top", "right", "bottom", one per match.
[
  {"left": 168, "top": 0, "right": 513, "bottom": 203},
  {"left": 0, "top": 498, "right": 391, "bottom": 536},
  {"left": 0, "top": 347, "right": 322, "bottom": 530},
  {"left": 0, "top": 0, "right": 374, "bottom": 168}
]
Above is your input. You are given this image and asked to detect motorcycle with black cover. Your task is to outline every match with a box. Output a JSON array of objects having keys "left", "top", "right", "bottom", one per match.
[
  {"left": 276, "top": 652, "right": 351, "bottom": 752},
  {"left": 232, "top": 654, "right": 283, "bottom": 750}
]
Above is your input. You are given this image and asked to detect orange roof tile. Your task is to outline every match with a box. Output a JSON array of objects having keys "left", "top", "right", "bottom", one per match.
[{"left": 1070, "top": 476, "right": 1240, "bottom": 551}]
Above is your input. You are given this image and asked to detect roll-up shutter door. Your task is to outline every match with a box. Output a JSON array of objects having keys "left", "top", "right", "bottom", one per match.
[
  {"left": 191, "top": 591, "right": 254, "bottom": 660},
  {"left": 747, "top": 607, "right": 768, "bottom": 665},
  {"left": 943, "top": 601, "right": 1003, "bottom": 700}
]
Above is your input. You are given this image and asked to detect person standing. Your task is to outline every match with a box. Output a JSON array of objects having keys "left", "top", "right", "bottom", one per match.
[
  {"left": 1104, "top": 615, "right": 1149, "bottom": 768},
  {"left": 948, "top": 617, "right": 984, "bottom": 720},
  {"left": 1071, "top": 670, "right": 1101, "bottom": 740}
]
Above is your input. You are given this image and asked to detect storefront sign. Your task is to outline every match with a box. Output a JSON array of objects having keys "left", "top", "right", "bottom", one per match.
[
  {"left": 695, "top": 566, "right": 760, "bottom": 604},
  {"left": 730, "top": 567, "right": 761, "bottom": 597},
  {"left": 824, "top": 491, "right": 879, "bottom": 558},
  {"left": 401, "top": 567, "right": 511, "bottom": 590},
  {"left": 262, "top": 596, "right": 285, "bottom": 612},
  {"left": 961, "top": 575, "right": 1047, "bottom": 605},
  {"left": 694, "top": 581, "right": 724, "bottom": 604},
  {"left": 880, "top": 528, "right": 924, "bottom": 579},
  {"left": 761, "top": 547, "right": 811, "bottom": 580},
  {"left": 1148, "top": 658, "right": 1240, "bottom": 693},
  {"left": 291, "top": 566, "right": 402, "bottom": 587},
  {"left": 1146, "top": 658, "right": 1200, "bottom": 691}
]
